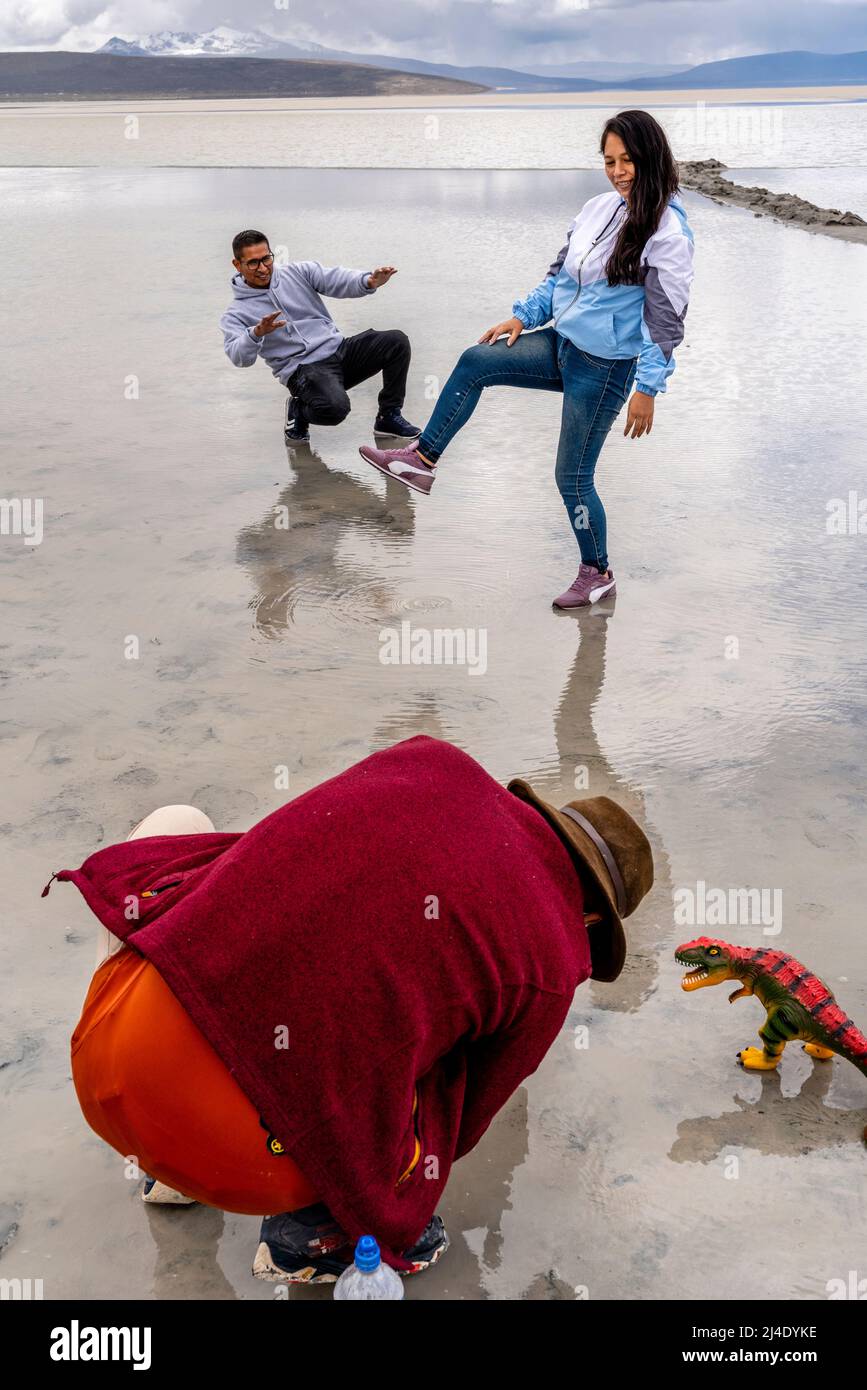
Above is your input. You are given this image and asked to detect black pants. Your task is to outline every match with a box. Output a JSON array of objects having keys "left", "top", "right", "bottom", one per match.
[{"left": 287, "top": 329, "right": 410, "bottom": 425}]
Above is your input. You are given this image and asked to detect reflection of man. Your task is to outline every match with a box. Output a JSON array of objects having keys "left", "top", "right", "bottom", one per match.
[
  {"left": 52, "top": 735, "right": 653, "bottom": 1283},
  {"left": 220, "top": 230, "right": 420, "bottom": 446},
  {"left": 236, "top": 449, "right": 414, "bottom": 638}
]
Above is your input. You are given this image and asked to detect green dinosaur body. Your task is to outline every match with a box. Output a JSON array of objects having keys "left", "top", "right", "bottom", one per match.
[{"left": 675, "top": 937, "right": 867, "bottom": 1078}]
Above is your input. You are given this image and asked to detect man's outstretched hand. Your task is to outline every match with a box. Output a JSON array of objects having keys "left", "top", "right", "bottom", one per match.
[
  {"left": 253, "top": 311, "right": 286, "bottom": 338},
  {"left": 368, "top": 265, "right": 397, "bottom": 289}
]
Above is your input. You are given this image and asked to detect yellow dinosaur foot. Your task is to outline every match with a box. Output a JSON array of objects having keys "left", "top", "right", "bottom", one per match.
[
  {"left": 738, "top": 1046, "right": 781, "bottom": 1071},
  {"left": 803, "top": 1043, "right": 834, "bottom": 1060}
]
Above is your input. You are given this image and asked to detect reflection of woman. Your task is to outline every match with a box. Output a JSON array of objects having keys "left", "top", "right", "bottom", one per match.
[{"left": 361, "top": 110, "right": 695, "bottom": 609}]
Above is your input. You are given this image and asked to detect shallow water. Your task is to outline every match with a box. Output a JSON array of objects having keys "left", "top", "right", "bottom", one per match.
[
  {"left": 1, "top": 95, "right": 866, "bottom": 173},
  {"left": 2, "top": 165, "right": 867, "bottom": 1300},
  {"left": 730, "top": 165, "right": 867, "bottom": 217}
]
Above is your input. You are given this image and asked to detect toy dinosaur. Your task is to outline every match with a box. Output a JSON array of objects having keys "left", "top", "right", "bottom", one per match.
[{"left": 675, "top": 937, "right": 867, "bottom": 1079}]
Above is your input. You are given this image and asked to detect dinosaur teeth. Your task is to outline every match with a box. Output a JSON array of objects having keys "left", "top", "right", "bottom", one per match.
[{"left": 676, "top": 958, "right": 712, "bottom": 983}]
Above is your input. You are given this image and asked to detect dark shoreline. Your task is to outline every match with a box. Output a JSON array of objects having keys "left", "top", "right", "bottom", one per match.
[{"left": 678, "top": 158, "right": 867, "bottom": 243}]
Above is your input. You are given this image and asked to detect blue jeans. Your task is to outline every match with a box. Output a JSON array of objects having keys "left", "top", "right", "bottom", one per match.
[{"left": 418, "top": 328, "right": 637, "bottom": 572}]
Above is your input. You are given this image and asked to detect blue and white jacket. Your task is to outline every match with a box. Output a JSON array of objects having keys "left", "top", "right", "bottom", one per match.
[{"left": 513, "top": 191, "right": 695, "bottom": 396}]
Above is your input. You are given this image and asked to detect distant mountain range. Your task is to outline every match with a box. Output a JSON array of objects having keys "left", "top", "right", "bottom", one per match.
[
  {"left": 92, "top": 29, "right": 867, "bottom": 92},
  {"left": 1, "top": 31, "right": 865, "bottom": 102},
  {"left": 523, "top": 61, "right": 690, "bottom": 81},
  {"left": 0, "top": 52, "right": 485, "bottom": 101},
  {"left": 620, "top": 48, "right": 867, "bottom": 89},
  {"left": 100, "top": 35, "right": 688, "bottom": 82},
  {"left": 96, "top": 28, "right": 624, "bottom": 93}
]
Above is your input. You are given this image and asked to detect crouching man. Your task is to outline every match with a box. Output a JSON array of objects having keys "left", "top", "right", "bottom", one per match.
[
  {"left": 220, "top": 229, "right": 420, "bottom": 446},
  {"left": 48, "top": 735, "right": 652, "bottom": 1283}
]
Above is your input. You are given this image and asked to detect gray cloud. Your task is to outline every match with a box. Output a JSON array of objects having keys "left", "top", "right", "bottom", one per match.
[
  {"left": 3, "top": 0, "right": 867, "bottom": 68},
  {"left": 273, "top": 0, "right": 867, "bottom": 65},
  {"left": 0, "top": 1, "right": 180, "bottom": 49}
]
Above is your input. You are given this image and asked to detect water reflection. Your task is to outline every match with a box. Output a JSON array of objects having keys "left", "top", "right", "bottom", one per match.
[
  {"left": 669, "top": 1061, "right": 866, "bottom": 1164},
  {"left": 147, "top": 1204, "right": 236, "bottom": 1301},
  {"left": 526, "top": 606, "right": 675, "bottom": 1015},
  {"left": 235, "top": 444, "right": 415, "bottom": 640}
]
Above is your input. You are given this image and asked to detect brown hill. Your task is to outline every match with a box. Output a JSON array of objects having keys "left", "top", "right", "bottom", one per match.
[{"left": 0, "top": 51, "right": 489, "bottom": 101}]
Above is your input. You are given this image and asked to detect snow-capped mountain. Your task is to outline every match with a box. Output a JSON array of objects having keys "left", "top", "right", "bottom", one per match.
[
  {"left": 98, "top": 27, "right": 327, "bottom": 61},
  {"left": 98, "top": 38, "right": 151, "bottom": 57}
]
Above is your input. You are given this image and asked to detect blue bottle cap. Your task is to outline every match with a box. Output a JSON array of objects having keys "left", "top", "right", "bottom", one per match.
[{"left": 354, "top": 1235, "right": 381, "bottom": 1272}]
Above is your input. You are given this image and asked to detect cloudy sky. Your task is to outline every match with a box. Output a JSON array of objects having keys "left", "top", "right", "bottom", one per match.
[{"left": 4, "top": 0, "right": 867, "bottom": 67}]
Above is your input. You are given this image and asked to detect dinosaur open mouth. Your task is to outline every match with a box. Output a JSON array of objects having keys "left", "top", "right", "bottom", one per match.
[
  {"left": 674, "top": 952, "right": 717, "bottom": 990},
  {"left": 680, "top": 965, "right": 709, "bottom": 989}
]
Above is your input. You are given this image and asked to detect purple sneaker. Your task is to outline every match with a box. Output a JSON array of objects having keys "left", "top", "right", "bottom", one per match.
[
  {"left": 359, "top": 442, "right": 436, "bottom": 496},
  {"left": 553, "top": 564, "right": 616, "bottom": 609}
]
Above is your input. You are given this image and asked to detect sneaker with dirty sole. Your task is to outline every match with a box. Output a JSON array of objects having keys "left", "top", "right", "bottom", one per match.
[
  {"left": 359, "top": 442, "right": 436, "bottom": 496},
  {"left": 141, "top": 1176, "right": 197, "bottom": 1205},
  {"left": 252, "top": 1204, "right": 353, "bottom": 1284},
  {"left": 553, "top": 564, "right": 617, "bottom": 609},
  {"left": 252, "top": 1206, "right": 449, "bottom": 1284},
  {"left": 399, "top": 1216, "right": 450, "bottom": 1276}
]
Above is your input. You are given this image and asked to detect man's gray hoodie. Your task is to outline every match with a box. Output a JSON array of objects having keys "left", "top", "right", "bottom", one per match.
[{"left": 220, "top": 261, "right": 377, "bottom": 385}]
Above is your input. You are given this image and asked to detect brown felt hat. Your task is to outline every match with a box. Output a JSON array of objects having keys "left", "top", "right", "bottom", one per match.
[{"left": 508, "top": 780, "right": 654, "bottom": 982}]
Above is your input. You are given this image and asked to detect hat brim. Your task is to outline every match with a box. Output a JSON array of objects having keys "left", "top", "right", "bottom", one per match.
[{"left": 508, "top": 778, "right": 627, "bottom": 983}]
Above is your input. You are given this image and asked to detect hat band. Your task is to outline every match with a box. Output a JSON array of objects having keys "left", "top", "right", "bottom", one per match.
[{"left": 558, "top": 805, "right": 628, "bottom": 917}]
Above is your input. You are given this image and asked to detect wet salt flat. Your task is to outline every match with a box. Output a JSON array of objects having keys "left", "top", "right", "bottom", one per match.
[
  {"left": 2, "top": 94, "right": 867, "bottom": 174},
  {"left": 2, "top": 163, "right": 867, "bottom": 1300}
]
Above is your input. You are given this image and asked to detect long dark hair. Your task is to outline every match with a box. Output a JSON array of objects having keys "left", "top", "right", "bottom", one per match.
[{"left": 600, "top": 110, "right": 679, "bottom": 285}]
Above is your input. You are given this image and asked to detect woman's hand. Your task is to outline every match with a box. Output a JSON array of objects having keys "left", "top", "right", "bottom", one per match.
[
  {"left": 624, "top": 390, "right": 654, "bottom": 439},
  {"left": 478, "top": 316, "right": 524, "bottom": 347}
]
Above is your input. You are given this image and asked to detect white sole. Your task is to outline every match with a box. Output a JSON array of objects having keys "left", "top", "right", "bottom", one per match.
[
  {"left": 251, "top": 1242, "right": 338, "bottom": 1285},
  {"left": 141, "top": 1180, "right": 197, "bottom": 1205}
]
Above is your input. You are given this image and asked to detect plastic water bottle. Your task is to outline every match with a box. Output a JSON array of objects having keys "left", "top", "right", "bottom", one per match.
[{"left": 333, "top": 1235, "right": 404, "bottom": 1300}]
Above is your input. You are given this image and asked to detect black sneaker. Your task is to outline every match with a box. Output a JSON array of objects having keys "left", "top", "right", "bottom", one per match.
[
  {"left": 252, "top": 1204, "right": 449, "bottom": 1284},
  {"left": 400, "top": 1215, "right": 450, "bottom": 1274},
  {"left": 285, "top": 397, "right": 310, "bottom": 444},
  {"left": 252, "top": 1203, "right": 353, "bottom": 1285},
  {"left": 373, "top": 409, "right": 421, "bottom": 441}
]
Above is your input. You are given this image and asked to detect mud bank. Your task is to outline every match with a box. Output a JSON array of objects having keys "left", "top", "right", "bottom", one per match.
[{"left": 678, "top": 158, "right": 867, "bottom": 243}]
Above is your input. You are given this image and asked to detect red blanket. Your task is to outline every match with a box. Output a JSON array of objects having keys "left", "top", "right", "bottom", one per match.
[{"left": 52, "top": 736, "right": 590, "bottom": 1268}]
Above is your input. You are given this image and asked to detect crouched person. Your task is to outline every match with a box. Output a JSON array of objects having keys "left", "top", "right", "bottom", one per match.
[
  {"left": 48, "top": 735, "right": 652, "bottom": 1283},
  {"left": 220, "top": 229, "right": 420, "bottom": 447}
]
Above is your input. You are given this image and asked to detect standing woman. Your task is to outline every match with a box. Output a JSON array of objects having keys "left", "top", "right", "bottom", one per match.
[{"left": 360, "top": 110, "right": 694, "bottom": 608}]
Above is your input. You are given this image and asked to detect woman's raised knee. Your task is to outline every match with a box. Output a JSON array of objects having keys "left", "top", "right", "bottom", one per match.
[{"left": 457, "top": 343, "right": 492, "bottom": 376}]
